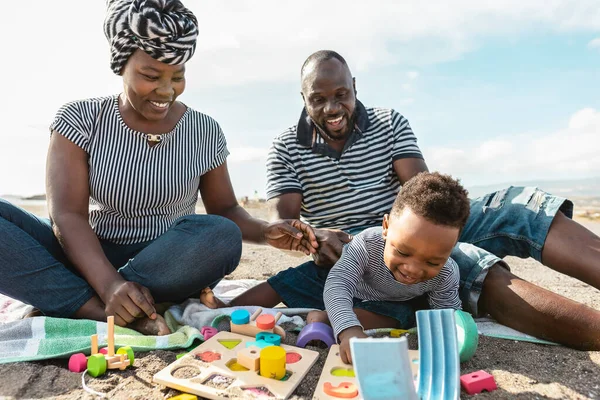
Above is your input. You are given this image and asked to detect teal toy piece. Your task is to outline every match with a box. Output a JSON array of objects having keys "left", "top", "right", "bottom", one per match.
[
  {"left": 416, "top": 309, "right": 461, "bottom": 399},
  {"left": 230, "top": 309, "right": 250, "bottom": 325},
  {"left": 454, "top": 310, "right": 478, "bottom": 362},
  {"left": 245, "top": 340, "right": 274, "bottom": 349},
  {"left": 256, "top": 332, "right": 281, "bottom": 346}
]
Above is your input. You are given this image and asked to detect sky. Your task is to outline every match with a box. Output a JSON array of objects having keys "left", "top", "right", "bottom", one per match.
[{"left": 1, "top": 0, "right": 599, "bottom": 197}]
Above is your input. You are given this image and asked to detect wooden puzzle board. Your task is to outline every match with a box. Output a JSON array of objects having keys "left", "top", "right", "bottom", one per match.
[
  {"left": 153, "top": 331, "right": 319, "bottom": 400},
  {"left": 312, "top": 345, "right": 419, "bottom": 399}
]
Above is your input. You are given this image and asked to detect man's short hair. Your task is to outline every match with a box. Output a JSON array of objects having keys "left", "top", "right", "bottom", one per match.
[
  {"left": 390, "top": 172, "right": 470, "bottom": 230},
  {"left": 300, "top": 50, "right": 348, "bottom": 79}
]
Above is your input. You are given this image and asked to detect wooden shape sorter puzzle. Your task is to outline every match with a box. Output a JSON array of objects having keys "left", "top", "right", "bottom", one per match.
[
  {"left": 153, "top": 331, "right": 319, "bottom": 400},
  {"left": 312, "top": 344, "right": 420, "bottom": 399}
]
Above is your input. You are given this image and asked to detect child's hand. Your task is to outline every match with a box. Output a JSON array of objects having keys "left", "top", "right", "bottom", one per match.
[{"left": 338, "top": 326, "right": 368, "bottom": 364}]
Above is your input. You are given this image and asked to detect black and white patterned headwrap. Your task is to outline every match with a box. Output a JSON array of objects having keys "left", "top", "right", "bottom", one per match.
[{"left": 104, "top": 0, "right": 198, "bottom": 75}]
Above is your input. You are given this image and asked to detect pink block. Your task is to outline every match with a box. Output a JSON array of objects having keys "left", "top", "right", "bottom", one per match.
[
  {"left": 68, "top": 353, "right": 88, "bottom": 373},
  {"left": 201, "top": 326, "right": 217, "bottom": 340},
  {"left": 99, "top": 348, "right": 108, "bottom": 355},
  {"left": 460, "top": 370, "right": 497, "bottom": 395}
]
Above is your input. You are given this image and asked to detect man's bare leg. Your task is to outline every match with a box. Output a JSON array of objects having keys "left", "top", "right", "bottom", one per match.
[
  {"left": 306, "top": 309, "right": 400, "bottom": 330},
  {"left": 481, "top": 264, "right": 600, "bottom": 350},
  {"left": 72, "top": 295, "right": 171, "bottom": 336},
  {"left": 200, "top": 282, "right": 284, "bottom": 309},
  {"left": 542, "top": 211, "right": 600, "bottom": 290}
]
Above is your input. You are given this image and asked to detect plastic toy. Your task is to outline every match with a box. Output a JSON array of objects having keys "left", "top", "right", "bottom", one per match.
[
  {"left": 68, "top": 316, "right": 134, "bottom": 377},
  {"left": 454, "top": 310, "right": 478, "bottom": 362},
  {"left": 230, "top": 308, "right": 286, "bottom": 339},
  {"left": 296, "top": 321, "right": 336, "bottom": 348},
  {"left": 460, "top": 370, "right": 497, "bottom": 394},
  {"left": 153, "top": 331, "right": 319, "bottom": 399}
]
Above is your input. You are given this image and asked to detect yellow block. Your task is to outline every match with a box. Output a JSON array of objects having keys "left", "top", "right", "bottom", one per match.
[
  {"left": 259, "top": 346, "right": 286, "bottom": 380},
  {"left": 390, "top": 329, "right": 409, "bottom": 338},
  {"left": 167, "top": 394, "right": 198, "bottom": 400}
]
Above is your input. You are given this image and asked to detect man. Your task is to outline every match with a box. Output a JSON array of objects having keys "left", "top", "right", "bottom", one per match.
[{"left": 223, "top": 50, "right": 600, "bottom": 350}]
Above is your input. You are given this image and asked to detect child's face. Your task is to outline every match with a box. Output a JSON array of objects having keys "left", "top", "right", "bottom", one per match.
[{"left": 382, "top": 207, "right": 459, "bottom": 285}]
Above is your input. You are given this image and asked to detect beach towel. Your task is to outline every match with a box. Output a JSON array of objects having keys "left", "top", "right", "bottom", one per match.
[{"left": 0, "top": 280, "right": 313, "bottom": 364}]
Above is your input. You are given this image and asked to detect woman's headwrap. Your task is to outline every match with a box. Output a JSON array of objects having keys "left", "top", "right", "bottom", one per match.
[{"left": 103, "top": 0, "right": 198, "bottom": 75}]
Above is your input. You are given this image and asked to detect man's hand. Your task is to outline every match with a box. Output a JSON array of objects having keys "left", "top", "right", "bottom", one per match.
[
  {"left": 102, "top": 279, "right": 157, "bottom": 327},
  {"left": 338, "top": 326, "right": 368, "bottom": 364},
  {"left": 264, "top": 219, "right": 319, "bottom": 255},
  {"left": 312, "top": 229, "right": 353, "bottom": 267}
]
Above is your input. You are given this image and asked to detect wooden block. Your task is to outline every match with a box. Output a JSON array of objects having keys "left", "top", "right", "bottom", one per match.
[
  {"left": 237, "top": 346, "right": 261, "bottom": 371},
  {"left": 91, "top": 334, "right": 98, "bottom": 355},
  {"left": 107, "top": 316, "right": 115, "bottom": 356},
  {"left": 108, "top": 353, "right": 129, "bottom": 370}
]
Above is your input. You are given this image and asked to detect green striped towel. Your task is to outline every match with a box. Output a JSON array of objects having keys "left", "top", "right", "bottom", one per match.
[{"left": 0, "top": 311, "right": 201, "bottom": 364}]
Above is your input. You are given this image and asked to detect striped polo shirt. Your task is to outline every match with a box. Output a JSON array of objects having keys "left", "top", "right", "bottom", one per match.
[
  {"left": 265, "top": 101, "right": 423, "bottom": 232},
  {"left": 324, "top": 227, "right": 461, "bottom": 339},
  {"left": 50, "top": 95, "right": 228, "bottom": 244}
]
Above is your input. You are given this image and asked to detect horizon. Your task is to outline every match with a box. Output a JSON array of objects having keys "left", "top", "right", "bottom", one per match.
[{"left": 1, "top": 1, "right": 599, "bottom": 197}]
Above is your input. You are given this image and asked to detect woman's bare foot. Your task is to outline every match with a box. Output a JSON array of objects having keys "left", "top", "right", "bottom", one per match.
[
  {"left": 200, "top": 288, "right": 228, "bottom": 309},
  {"left": 129, "top": 314, "right": 171, "bottom": 336},
  {"left": 307, "top": 310, "right": 330, "bottom": 325}
]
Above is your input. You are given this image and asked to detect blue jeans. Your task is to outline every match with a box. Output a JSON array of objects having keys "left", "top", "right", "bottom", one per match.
[
  {"left": 0, "top": 199, "right": 242, "bottom": 317},
  {"left": 269, "top": 186, "right": 572, "bottom": 325}
]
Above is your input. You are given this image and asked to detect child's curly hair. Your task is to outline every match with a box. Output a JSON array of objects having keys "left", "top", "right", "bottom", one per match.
[{"left": 390, "top": 172, "right": 470, "bottom": 230}]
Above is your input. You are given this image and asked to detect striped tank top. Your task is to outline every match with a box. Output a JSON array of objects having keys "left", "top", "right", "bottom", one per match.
[{"left": 50, "top": 95, "right": 229, "bottom": 244}]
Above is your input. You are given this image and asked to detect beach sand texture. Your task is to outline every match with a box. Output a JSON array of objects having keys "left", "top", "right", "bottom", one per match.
[{"left": 0, "top": 201, "right": 599, "bottom": 399}]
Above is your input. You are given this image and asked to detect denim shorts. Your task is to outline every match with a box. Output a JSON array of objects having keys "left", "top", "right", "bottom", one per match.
[
  {"left": 269, "top": 186, "right": 572, "bottom": 325},
  {"left": 268, "top": 260, "right": 428, "bottom": 329}
]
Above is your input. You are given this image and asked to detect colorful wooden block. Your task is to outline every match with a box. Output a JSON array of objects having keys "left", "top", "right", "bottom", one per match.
[
  {"left": 229, "top": 308, "right": 286, "bottom": 339},
  {"left": 201, "top": 326, "right": 218, "bottom": 341},
  {"left": 460, "top": 370, "right": 497, "bottom": 394},
  {"left": 236, "top": 346, "right": 261, "bottom": 371}
]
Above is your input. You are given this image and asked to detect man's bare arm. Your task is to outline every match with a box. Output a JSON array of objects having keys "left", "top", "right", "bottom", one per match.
[
  {"left": 392, "top": 157, "right": 429, "bottom": 184},
  {"left": 268, "top": 193, "right": 303, "bottom": 221}
]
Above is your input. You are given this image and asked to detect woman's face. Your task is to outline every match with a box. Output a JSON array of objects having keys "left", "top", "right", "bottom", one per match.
[{"left": 121, "top": 49, "right": 186, "bottom": 122}]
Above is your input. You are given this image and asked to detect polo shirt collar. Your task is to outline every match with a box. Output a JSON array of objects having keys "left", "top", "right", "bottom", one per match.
[{"left": 296, "top": 100, "right": 370, "bottom": 148}]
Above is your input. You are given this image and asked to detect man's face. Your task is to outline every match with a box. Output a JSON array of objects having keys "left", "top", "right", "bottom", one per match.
[
  {"left": 382, "top": 208, "right": 459, "bottom": 285},
  {"left": 301, "top": 58, "right": 356, "bottom": 141}
]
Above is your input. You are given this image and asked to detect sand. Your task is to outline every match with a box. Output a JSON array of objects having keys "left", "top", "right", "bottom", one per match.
[{"left": 0, "top": 202, "right": 599, "bottom": 399}]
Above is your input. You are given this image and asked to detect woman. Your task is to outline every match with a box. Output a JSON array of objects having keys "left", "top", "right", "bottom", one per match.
[{"left": 0, "top": 0, "right": 317, "bottom": 335}]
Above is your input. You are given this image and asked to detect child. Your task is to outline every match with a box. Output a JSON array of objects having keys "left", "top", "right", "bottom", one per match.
[
  {"left": 202, "top": 172, "right": 470, "bottom": 364},
  {"left": 318, "top": 172, "right": 469, "bottom": 363}
]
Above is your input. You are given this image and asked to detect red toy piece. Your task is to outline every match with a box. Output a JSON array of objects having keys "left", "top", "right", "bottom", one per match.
[{"left": 460, "top": 370, "right": 497, "bottom": 394}]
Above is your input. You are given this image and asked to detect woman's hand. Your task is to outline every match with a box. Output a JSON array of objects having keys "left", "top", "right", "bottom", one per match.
[
  {"left": 263, "top": 219, "right": 319, "bottom": 255},
  {"left": 338, "top": 326, "right": 368, "bottom": 364},
  {"left": 102, "top": 279, "right": 157, "bottom": 327}
]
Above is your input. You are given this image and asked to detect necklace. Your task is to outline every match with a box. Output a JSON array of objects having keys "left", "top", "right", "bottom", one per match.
[{"left": 145, "top": 134, "right": 163, "bottom": 147}]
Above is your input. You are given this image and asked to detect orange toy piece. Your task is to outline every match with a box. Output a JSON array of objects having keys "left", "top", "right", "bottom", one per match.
[
  {"left": 323, "top": 382, "right": 359, "bottom": 398},
  {"left": 230, "top": 308, "right": 286, "bottom": 339}
]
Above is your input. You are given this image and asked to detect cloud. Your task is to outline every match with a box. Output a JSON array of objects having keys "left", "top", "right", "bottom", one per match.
[
  {"left": 424, "top": 108, "right": 600, "bottom": 185},
  {"left": 407, "top": 71, "right": 420, "bottom": 80},
  {"left": 588, "top": 37, "right": 600, "bottom": 48}
]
